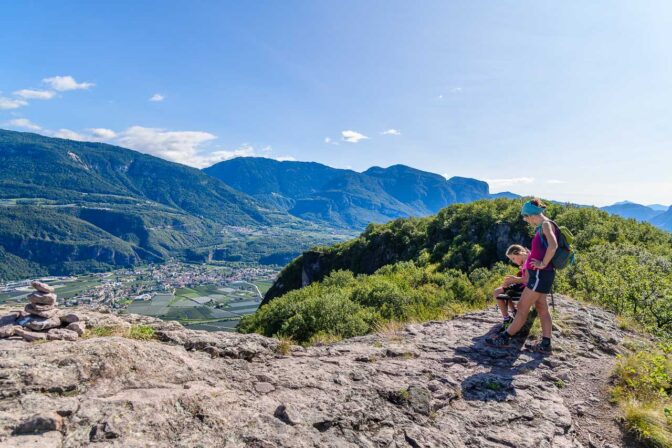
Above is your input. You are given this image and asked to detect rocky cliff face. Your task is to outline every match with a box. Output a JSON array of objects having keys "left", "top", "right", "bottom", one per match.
[{"left": 0, "top": 296, "right": 641, "bottom": 447}]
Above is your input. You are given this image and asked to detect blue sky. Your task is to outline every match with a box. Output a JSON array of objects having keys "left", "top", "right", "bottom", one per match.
[{"left": 1, "top": 1, "right": 671, "bottom": 206}]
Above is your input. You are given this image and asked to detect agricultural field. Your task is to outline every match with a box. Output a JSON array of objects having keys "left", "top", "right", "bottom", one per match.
[
  {"left": 1, "top": 261, "right": 278, "bottom": 332},
  {"left": 0, "top": 274, "right": 109, "bottom": 304},
  {"left": 126, "top": 284, "right": 264, "bottom": 332}
]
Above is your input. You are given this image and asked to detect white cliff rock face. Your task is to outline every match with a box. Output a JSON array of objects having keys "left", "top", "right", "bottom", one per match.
[{"left": 0, "top": 296, "right": 641, "bottom": 447}]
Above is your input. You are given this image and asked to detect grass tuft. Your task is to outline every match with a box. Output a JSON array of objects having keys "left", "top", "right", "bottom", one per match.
[
  {"left": 84, "top": 325, "right": 156, "bottom": 340},
  {"left": 127, "top": 325, "right": 156, "bottom": 340},
  {"left": 276, "top": 335, "right": 295, "bottom": 355},
  {"left": 611, "top": 342, "right": 672, "bottom": 447},
  {"left": 623, "top": 402, "right": 672, "bottom": 448},
  {"left": 307, "top": 331, "right": 342, "bottom": 346},
  {"left": 373, "top": 320, "right": 406, "bottom": 335}
]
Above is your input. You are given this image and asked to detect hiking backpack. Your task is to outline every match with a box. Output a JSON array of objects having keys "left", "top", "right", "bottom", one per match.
[{"left": 538, "top": 220, "right": 575, "bottom": 269}]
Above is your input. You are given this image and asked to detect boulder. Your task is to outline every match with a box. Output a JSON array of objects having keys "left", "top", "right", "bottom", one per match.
[
  {"left": 47, "top": 328, "right": 79, "bottom": 341},
  {"left": 27, "top": 292, "right": 57, "bottom": 306},
  {"left": 274, "top": 404, "right": 303, "bottom": 426},
  {"left": 59, "top": 313, "right": 82, "bottom": 325},
  {"left": 0, "top": 325, "right": 21, "bottom": 338},
  {"left": 26, "top": 302, "right": 57, "bottom": 313},
  {"left": 31, "top": 281, "right": 55, "bottom": 294},
  {"left": 12, "top": 412, "right": 63, "bottom": 435},
  {"left": 14, "top": 328, "right": 48, "bottom": 342},
  {"left": 89, "top": 422, "right": 120, "bottom": 441},
  {"left": 1, "top": 313, "right": 19, "bottom": 326},
  {"left": 406, "top": 384, "right": 432, "bottom": 416},
  {"left": 24, "top": 304, "right": 59, "bottom": 319},
  {"left": 25, "top": 316, "right": 61, "bottom": 331},
  {"left": 66, "top": 321, "right": 86, "bottom": 336}
]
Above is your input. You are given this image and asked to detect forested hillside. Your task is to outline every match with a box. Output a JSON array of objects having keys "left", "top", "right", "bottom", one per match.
[
  {"left": 247, "top": 198, "right": 672, "bottom": 341},
  {"left": 0, "top": 130, "right": 317, "bottom": 279}
]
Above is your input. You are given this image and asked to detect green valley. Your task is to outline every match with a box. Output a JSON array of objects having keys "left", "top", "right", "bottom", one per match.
[{"left": 0, "top": 129, "right": 350, "bottom": 280}]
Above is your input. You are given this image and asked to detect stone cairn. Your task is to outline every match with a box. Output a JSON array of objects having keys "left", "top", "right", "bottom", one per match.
[{"left": 0, "top": 281, "right": 85, "bottom": 342}]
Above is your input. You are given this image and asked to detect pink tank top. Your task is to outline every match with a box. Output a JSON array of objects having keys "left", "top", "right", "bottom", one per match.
[{"left": 526, "top": 223, "right": 555, "bottom": 271}]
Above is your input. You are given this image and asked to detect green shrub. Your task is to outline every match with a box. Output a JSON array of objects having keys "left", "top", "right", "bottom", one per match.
[
  {"left": 84, "top": 324, "right": 156, "bottom": 340},
  {"left": 612, "top": 344, "right": 672, "bottom": 447},
  {"left": 127, "top": 325, "right": 156, "bottom": 341},
  {"left": 240, "top": 261, "right": 490, "bottom": 344},
  {"left": 84, "top": 326, "right": 121, "bottom": 338},
  {"left": 256, "top": 198, "right": 672, "bottom": 343},
  {"left": 623, "top": 403, "right": 672, "bottom": 448}
]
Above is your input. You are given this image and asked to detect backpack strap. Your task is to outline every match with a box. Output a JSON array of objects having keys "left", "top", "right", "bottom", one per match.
[{"left": 538, "top": 220, "right": 559, "bottom": 249}]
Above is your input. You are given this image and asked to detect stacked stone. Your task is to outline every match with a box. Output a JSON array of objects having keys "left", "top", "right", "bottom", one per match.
[
  {"left": 25, "top": 281, "right": 59, "bottom": 320},
  {"left": 0, "top": 281, "right": 84, "bottom": 342}
]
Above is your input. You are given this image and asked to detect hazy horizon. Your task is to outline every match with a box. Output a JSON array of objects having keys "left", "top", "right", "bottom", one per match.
[{"left": 2, "top": 1, "right": 671, "bottom": 206}]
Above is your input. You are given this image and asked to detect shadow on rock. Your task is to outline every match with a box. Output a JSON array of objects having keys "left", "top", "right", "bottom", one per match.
[{"left": 455, "top": 315, "right": 545, "bottom": 402}]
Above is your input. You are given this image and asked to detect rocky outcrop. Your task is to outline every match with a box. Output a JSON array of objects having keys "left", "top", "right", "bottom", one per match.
[
  {"left": 0, "top": 296, "right": 642, "bottom": 447},
  {"left": 0, "top": 281, "right": 87, "bottom": 342}
]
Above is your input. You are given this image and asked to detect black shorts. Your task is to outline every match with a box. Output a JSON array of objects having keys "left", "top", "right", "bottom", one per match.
[{"left": 527, "top": 269, "right": 556, "bottom": 294}]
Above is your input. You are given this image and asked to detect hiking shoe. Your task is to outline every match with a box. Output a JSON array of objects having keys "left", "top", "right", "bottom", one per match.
[
  {"left": 485, "top": 332, "right": 511, "bottom": 348},
  {"left": 527, "top": 341, "right": 552, "bottom": 353},
  {"left": 497, "top": 317, "right": 513, "bottom": 333}
]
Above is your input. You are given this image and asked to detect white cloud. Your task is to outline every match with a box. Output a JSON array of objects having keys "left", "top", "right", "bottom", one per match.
[
  {"left": 486, "top": 177, "right": 535, "bottom": 188},
  {"left": 0, "top": 96, "right": 28, "bottom": 109},
  {"left": 381, "top": 129, "right": 401, "bottom": 136},
  {"left": 13, "top": 89, "right": 56, "bottom": 100},
  {"left": 6, "top": 118, "right": 42, "bottom": 131},
  {"left": 149, "top": 93, "right": 165, "bottom": 102},
  {"left": 115, "top": 126, "right": 218, "bottom": 167},
  {"left": 324, "top": 137, "right": 339, "bottom": 145},
  {"left": 54, "top": 129, "right": 88, "bottom": 141},
  {"left": 274, "top": 156, "right": 296, "bottom": 162},
  {"left": 13, "top": 122, "right": 280, "bottom": 168},
  {"left": 88, "top": 128, "right": 117, "bottom": 139},
  {"left": 341, "top": 130, "right": 368, "bottom": 143},
  {"left": 42, "top": 75, "right": 94, "bottom": 92},
  {"left": 437, "top": 94, "right": 444, "bottom": 100},
  {"left": 195, "top": 144, "right": 259, "bottom": 167},
  {"left": 547, "top": 179, "right": 567, "bottom": 184}
]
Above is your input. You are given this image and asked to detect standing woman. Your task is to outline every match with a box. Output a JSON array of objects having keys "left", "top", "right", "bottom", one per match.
[{"left": 486, "top": 198, "right": 558, "bottom": 352}]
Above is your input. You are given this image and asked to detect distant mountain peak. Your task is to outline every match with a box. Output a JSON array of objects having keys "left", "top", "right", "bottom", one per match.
[
  {"left": 204, "top": 157, "right": 513, "bottom": 229},
  {"left": 647, "top": 204, "right": 671, "bottom": 212}
]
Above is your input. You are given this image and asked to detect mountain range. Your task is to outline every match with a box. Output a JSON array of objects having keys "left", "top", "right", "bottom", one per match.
[
  {"left": 600, "top": 200, "right": 671, "bottom": 231},
  {"left": 204, "top": 157, "right": 517, "bottom": 229},
  {"left": 0, "top": 129, "right": 513, "bottom": 280},
  {"left": 0, "top": 129, "right": 300, "bottom": 280}
]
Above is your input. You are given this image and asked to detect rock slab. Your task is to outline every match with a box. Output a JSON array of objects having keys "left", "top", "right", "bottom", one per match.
[{"left": 31, "top": 281, "right": 55, "bottom": 294}]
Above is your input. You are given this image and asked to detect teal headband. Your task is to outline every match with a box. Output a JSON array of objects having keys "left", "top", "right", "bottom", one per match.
[{"left": 521, "top": 201, "right": 545, "bottom": 216}]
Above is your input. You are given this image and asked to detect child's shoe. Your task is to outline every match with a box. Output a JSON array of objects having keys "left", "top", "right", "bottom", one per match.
[{"left": 497, "top": 316, "right": 513, "bottom": 333}]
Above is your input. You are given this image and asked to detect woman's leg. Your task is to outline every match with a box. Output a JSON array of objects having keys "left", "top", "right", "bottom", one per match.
[
  {"left": 535, "top": 295, "right": 552, "bottom": 338},
  {"left": 505, "top": 288, "right": 544, "bottom": 336}
]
